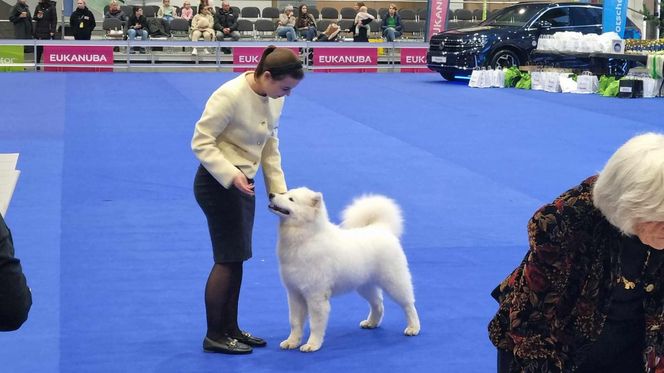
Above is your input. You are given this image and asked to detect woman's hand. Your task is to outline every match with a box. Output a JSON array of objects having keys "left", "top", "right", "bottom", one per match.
[{"left": 232, "top": 174, "right": 255, "bottom": 196}]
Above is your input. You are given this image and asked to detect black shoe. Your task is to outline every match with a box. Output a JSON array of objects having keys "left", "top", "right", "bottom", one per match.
[
  {"left": 230, "top": 331, "right": 267, "bottom": 347},
  {"left": 203, "top": 336, "right": 252, "bottom": 354},
  {"left": 221, "top": 47, "right": 231, "bottom": 54}
]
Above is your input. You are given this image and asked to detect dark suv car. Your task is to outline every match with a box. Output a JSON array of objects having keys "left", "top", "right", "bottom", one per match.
[{"left": 426, "top": 2, "right": 638, "bottom": 80}]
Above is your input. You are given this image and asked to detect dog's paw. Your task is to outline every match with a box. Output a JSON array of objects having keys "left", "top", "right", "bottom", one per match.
[
  {"left": 299, "top": 343, "right": 321, "bottom": 352},
  {"left": 359, "top": 320, "right": 378, "bottom": 329},
  {"left": 280, "top": 339, "right": 300, "bottom": 349},
  {"left": 404, "top": 326, "right": 420, "bottom": 336}
]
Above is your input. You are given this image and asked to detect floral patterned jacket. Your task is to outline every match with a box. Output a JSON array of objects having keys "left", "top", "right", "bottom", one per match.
[{"left": 489, "top": 176, "right": 664, "bottom": 373}]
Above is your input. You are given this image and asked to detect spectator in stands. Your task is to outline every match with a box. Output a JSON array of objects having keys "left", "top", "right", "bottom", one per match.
[
  {"left": 199, "top": 0, "right": 214, "bottom": 15},
  {"left": 0, "top": 214, "right": 32, "bottom": 332},
  {"left": 8, "top": 0, "right": 32, "bottom": 40},
  {"left": 33, "top": 0, "right": 56, "bottom": 39},
  {"left": 105, "top": 0, "right": 127, "bottom": 24},
  {"left": 295, "top": 4, "right": 317, "bottom": 41},
  {"left": 353, "top": 5, "right": 374, "bottom": 42},
  {"left": 191, "top": 5, "right": 214, "bottom": 56},
  {"left": 127, "top": 6, "right": 149, "bottom": 53},
  {"left": 192, "top": 45, "right": 304, "bottom": 356},
  {"left": 105, "top": 0, "right": 127, "bottom": 40},
  {"left": 381, "top": 4, "right": 402, "bottom": 42},
  {"left": 214, "top": 0, "right": 239, "bottom": 54},
  {"left": 157, "top": 0, "right": 178, "bottom": 26},
  {"left": 33, "top": 0, "right": 57, "bottom": 68},
  {"left": 180, "top": 1, "right": 193, "bottom": 22},
  {"left": 276, "top": 5, "right": 297, "bottom": 41},
  {"left": 70, "top": 0, "right": 96, "bottom": 40}
]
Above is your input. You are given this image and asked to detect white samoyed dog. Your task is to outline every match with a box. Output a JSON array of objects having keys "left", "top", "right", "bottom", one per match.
[{"left": 268, "top": 187, "right": 420, "bottom": 352}]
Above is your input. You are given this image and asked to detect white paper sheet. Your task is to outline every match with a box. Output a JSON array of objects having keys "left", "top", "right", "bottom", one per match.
[
  {"left": 0, "top": 153, "right": 20, "bottom": 217},
  {"left": 0, "top": 153, "right": 19, "bottom": 171}
]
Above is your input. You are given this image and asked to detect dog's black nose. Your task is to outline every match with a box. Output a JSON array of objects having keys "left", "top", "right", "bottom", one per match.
[{"left": 269, "top": 193, "right": 275, "bottom": 200}]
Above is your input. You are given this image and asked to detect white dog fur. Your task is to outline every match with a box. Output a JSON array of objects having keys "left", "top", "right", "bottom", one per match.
[{"left": 268, "top": 187, "right": 420, "bottom": 352}]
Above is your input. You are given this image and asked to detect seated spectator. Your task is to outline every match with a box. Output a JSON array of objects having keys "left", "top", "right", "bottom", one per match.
[
  {"left": 0, "top": 214, "right": 32, "bottom": 332},
  {"left": 105, "top": 0, "right": 127, "bottom": 23},
  {"left": 70, "top": 0, "right": 96, "bottom": 40},
  {"left": 381, "top": 4, "right": 402, "bottom": 42},
  {"left": 214, "top": 0, "right": 239, "bottom": 54},
  {"left": 127, "top": 6, "right": 149, "bottom": 53},
  {"left": 104, "top": 0, "right": 127, "bottom": 38},
  {"left": 180, "top": 1, "right": 193, "bottom": 22},
  {"left": 295, "top": 4, "right": 317, "bottom": 41},
  {"left": 8, "top": 0, "right": 32, "bottom": 40},
  {"left": 157, "top": 0, "right": 177, "bottom": 26},
  {"left": 353, "top": 5, "right": 374, "bottom": 42},
  {"left": 198, "top": 0, "right": 214, "bottom": 15},
  {"left": 190, "top": 5, "right": 214, "bottom": 55},
  {"left": 316, "top": 22, "right": 341, "bottom": 42},
  {"left": 277, "top": 5, "right": 297, "bottom": 41}
]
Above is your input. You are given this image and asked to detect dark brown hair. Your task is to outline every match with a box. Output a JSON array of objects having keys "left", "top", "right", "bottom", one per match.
[{"left": 255, "top": 46, "right": 304, "bottom": 81}]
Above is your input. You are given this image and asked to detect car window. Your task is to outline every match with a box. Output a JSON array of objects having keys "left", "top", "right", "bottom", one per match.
[
  {"left": 481, "top": 4, "right": 548, "bottom": 27},
  {"left": 570, "top": 7, "right": 601, "bottom": 26},
  {"left": 539, "top": 8, "right": 570, "bottom": 27}
]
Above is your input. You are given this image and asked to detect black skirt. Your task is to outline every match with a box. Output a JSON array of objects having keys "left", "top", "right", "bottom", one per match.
[{"left": 194, "top": 164, "right": 255, "bottom": 263}]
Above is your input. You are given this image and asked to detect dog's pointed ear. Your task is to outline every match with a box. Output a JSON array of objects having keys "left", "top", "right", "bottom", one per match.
[{"left": 311, "top": 192, "right": 323, "bottom": 208}]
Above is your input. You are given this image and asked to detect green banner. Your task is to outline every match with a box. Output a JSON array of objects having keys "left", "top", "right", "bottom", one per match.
[{"left": 0, "top": 46, "right": 25, "bottom": 72}]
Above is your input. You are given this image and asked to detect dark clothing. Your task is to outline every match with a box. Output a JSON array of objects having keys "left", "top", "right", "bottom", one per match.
[
  {"left": 8, "top": 2, "right": 32, "bottom": 39},
  {"left": 194, "top": 165, "right": 255, "bottom": 263},
  {"left": 489, "top": 176, "right": 664, "bottom": 372},
  {"left": 295, "top": 13, "right": 316, "bottom": 29},
  {"left": 607, "top": 235, "right": 655, "bottom": 321},
  {"left": 213, "top": 9, "right": 237, "bottom": 32},
  {"left": 296, "top": 13, "right": 317, "bottom": 41},
  {"left": 70, "top": 7, "right": 96, "bottom": 40},
  {"left": 33, "top": 1, "right": 57, "bottom": 39},
  {"left": 0, "top": 215, "right": 32, "bottom": 331},
  {"left": 128, "top": 14, "right": 148, "bottom": 31},
  {"left": 575, "top": 318, "right": 646, "bottom": 373},
  {"left": 105, "top": 9, "right": 128, "bottom": 23},
  {"left": 352, "top": 18, "right": 372, "bottom": 42}
]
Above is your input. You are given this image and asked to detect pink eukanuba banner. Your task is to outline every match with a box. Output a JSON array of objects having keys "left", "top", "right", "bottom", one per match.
[
  {"left": 400, "top": 47, "right": 430, "bottom": 73},
  {"left": 43, "top": 46, "right": 113, "bottom": 72},
  {"left": 313, "top": 47, "right": 377, "bottom": 73},
  {"left": 426, "top": 0, "right": 450, "bottom": 41}
]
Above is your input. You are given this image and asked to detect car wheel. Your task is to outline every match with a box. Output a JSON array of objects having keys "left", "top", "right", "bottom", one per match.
[
  {"left": 440, "top": 72, "right": 457, "bottom": 81},
  {"left": 490, "top": 49, "right": 521, "bottom": 69}
]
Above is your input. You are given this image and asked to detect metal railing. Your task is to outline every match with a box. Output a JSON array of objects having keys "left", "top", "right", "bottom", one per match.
[{"left": 0, "top": 39, "right": 431, "bottom": 72}]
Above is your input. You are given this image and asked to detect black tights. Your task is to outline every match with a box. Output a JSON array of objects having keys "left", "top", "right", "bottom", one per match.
[{"left": 205, "top": 262, "right": 243, "bottom": 341}]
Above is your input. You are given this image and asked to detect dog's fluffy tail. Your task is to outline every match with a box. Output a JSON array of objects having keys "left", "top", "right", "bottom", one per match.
[{"left": 341, "top": 195, "right": 403, "bottom": 237}]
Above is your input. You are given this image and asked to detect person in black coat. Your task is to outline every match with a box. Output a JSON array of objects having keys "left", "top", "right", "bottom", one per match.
[
  {"left": 127, "top": 7, "right": 149, "bottom": 53},
  {"left": 8, "top": 0, "right": 32, "bottom": 39},
  {"left": 70, "top": 0, "right": 96, "bottom": 40},
  {"left": 33, "top": 0, "right": 57, "bottom": 67},
  {"left": 0, "top": 214, "right": 32, "bottom": 332}
]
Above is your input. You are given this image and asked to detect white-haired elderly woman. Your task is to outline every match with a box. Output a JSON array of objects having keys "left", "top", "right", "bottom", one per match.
[
  {"left": 489, "top": 132, "right": 664, "bottom": 373},
  {"left": 276, "top": 5, "right": 297, "bottom": 41}
]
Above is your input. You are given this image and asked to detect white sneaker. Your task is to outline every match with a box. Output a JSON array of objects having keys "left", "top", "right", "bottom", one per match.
[
  {"left": 191, "top": 48, "right": 198, "bottom": 56},
  {"left": 203, "top": 48, "right": 210, "bottom": 54}
]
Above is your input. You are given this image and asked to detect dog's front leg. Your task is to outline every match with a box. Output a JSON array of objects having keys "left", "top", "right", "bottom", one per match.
[
  {"left": 300, "top": 292, "right": 330, "bottom": 352},
  {"left": 280, "top": 290, "right": 307, "bottom": 350}
]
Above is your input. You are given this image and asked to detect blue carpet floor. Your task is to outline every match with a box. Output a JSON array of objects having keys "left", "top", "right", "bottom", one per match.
[{"left": 0, "top": 72, "right": 663, "bottom": 373}]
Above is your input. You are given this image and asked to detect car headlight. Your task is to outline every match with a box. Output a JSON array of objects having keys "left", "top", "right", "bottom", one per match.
[{"left": 470, "top": 36, "right": 488, "bottom": 47}]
